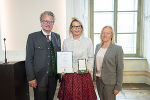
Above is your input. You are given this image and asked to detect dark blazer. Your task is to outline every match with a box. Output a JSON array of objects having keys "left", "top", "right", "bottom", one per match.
[
  {"left": 94, "top": 43, "right": 124, "bottom": 91},
  {"left": 25, "top": 31, "right": 61, "bottom": 82}
]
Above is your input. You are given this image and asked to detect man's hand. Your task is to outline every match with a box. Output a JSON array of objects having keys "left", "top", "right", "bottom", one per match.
[
  {"left": 114, "top": 90, "right": 119, "bottom": 95},
  {"left": 28, "top": 79, "right": 37, "bottom": 88}
]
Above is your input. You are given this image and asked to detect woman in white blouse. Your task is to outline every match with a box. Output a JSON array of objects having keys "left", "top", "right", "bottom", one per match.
[
  {"left": 58, "top": 18, "right": 97, "bottom": 100},
  {"left": 94, "top": 26, "right": 124, "bottom": 100}
]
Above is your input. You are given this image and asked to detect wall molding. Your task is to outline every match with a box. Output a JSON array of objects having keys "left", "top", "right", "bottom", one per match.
[{"left": 124, "top": 71, "right": 150, "bottom": 77}]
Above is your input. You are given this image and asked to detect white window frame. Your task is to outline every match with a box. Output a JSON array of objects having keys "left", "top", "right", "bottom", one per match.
[{"left": 89, "top": 0, "right": 143, "bottom": 57}]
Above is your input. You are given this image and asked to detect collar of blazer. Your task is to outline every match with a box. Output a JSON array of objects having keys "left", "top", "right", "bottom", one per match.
[
  {"left": 95, "top": 43, "right": 114, "bottom": 59},
  {"left": 40, "top": 30, "right": 55, "bottom": 41},
  {"left": 40, "top": 31, "right": 54, "bottom": 44},
  {"left": 40, "top": 31, "right": 59, "bottom": 49},
  {"left": 103, "top": 43, "right": 113, "bottom": 60}
]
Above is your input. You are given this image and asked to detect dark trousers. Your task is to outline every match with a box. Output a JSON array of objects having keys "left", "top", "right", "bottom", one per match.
[
  {"left": 33, "top": 75, "right": 57, "bottom": 100},
  {"left": 96, "top": 77, "right": 116, "bottom": 100}
]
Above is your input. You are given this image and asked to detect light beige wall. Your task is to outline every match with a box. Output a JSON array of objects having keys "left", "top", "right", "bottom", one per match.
[
  {"left": 123, "top": 58, "right": 150, "bottom": 85},
  {"left": 0, "top": 0, "right": 66, "bottom": 61}
]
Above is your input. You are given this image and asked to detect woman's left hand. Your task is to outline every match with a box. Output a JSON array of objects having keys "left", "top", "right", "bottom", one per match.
[{"left": 114, "top": 90, "right": 119, "bottom": 95}]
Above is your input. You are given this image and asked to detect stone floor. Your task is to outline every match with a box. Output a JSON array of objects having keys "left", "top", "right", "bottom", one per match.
[
  {"left": 115, "top": 83, "right": 150, "bottom": 100},
  {"left": 29, "top": 83, "right": 150, "bottom": 100}
]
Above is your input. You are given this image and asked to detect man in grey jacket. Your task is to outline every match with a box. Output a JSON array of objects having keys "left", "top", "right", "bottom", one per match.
[{"left": 25, "top": 11, "right": 61, "bottom": 100}]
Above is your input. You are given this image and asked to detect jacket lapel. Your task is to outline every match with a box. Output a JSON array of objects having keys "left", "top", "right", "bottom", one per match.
[
  {"left": 40, "top": 31, "right": 49, "bottom": 44},
  {"left": 95, "top": 44, "right": 101, "bottom": 56},
  {"left": 51, "top": 32, "right": 58, "bottom": 51},
  {"left": 103, "top": 43, "right": 113, "bottom": 61}
]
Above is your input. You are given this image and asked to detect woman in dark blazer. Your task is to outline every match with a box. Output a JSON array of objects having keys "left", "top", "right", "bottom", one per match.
[{"left": 93, "top": 26, "right": 124, "bottom": 100}]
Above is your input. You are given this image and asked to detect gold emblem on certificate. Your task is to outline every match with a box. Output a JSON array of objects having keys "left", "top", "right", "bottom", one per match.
[{"left": 78, "top": 59, "right": 87, "bottom": 74}]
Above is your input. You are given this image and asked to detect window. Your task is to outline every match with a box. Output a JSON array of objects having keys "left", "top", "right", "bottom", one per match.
[{"left": 92, "top": 0, "right": 142, "bottom": 57}]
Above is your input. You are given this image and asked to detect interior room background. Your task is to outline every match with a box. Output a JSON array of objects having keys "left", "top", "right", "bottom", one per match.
[{"left": 0, "top": 0, "right": 150, "bottom": 85}]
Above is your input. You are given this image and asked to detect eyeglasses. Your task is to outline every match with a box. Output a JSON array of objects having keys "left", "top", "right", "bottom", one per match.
[
  {"left": 41, "top": 20, "right": 54, "bottom": 24},
  {"left": 72, "top": 25, "right": 82, "bottom": 29}
]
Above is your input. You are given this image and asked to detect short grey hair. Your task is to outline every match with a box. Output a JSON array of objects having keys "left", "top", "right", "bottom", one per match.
[{"left": 40, "top": 11, "right": 55, "bottom": 22}]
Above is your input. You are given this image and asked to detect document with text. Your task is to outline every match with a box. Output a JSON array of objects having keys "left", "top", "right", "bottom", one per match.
[{"left": 57, "top": 51, "right": 73, "bottom": 73}]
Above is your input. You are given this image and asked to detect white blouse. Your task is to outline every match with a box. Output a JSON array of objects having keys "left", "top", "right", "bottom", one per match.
[
  {"left": 96, "top": 48, "right": 107, "bottom": 77},
  {"left": 62, "top": 35, "right": 94, "bottom": 72}
]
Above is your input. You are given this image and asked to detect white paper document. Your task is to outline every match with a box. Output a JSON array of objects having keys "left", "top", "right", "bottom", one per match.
[
  {"left": 78, "top": 59, "right": 86, "bottom": 70},
  {"left": 57, "top": 51, "right": 73, "bottom": 73}
]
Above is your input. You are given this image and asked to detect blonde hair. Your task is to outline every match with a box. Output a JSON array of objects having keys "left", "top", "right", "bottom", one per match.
[
  {"left": 69, "top": 18, "right": 83, "bottom": 34},
  {"left": 100, "top": 26, "right": 115, "bottom": 45}
]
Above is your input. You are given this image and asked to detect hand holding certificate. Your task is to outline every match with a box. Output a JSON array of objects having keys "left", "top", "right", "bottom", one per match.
[
  {"left": 57, "top": 52, "right": 73, "bottom": 73},
  {"left": 78, "top": 59, "right": 87, "bottom": 74}
]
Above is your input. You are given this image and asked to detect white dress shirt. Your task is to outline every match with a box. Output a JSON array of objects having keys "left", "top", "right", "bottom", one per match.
[
  {"left": 42, "top": 29, "right": 51, "bottom": 40},
  {"left": 62, "top": 35, "right": 94, "bottom": 72}
]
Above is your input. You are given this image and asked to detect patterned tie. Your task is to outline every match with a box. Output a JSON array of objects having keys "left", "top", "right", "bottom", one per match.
[{"left": 46, "top": 35, "right": 49, "bottom": 40}]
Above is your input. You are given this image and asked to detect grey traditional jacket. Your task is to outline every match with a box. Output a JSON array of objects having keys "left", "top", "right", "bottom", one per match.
[
  {"left": 93, "top": 43, "right": 124, "bottom": 91},
  {"left": 25, "top": 31, "right": 61, "bottom": 82}
]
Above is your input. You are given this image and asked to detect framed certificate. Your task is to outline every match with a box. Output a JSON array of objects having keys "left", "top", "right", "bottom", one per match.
[
  {"left": 57, "top": 51, "right": 73, "bottom": 73},
  {"left": 78, "top": 59, "right": 87, "bottom": 74}
]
